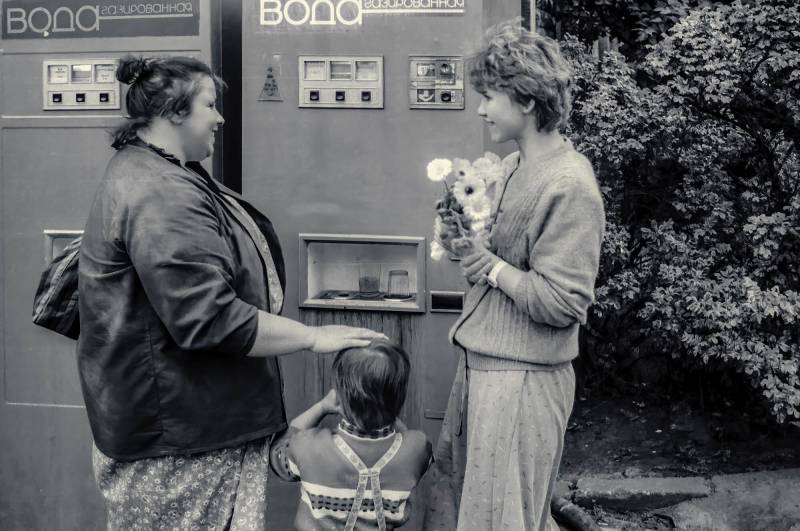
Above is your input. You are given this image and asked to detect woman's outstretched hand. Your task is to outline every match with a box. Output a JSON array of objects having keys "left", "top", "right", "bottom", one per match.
[{"left": 310, "top": 325, "right": 386, "bottom": 354}]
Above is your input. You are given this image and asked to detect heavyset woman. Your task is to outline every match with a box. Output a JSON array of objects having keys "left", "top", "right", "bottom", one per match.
[
  {"left": 77, "top": 56, "right": 383, "bottom": 529},
  {"left": 425, "top": 20, "right": 606, "bottom": 531}
]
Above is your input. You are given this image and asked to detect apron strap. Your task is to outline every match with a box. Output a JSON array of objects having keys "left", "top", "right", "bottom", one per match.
[{"left": 333, "top": 433, "right": 403, "bottom": 531}]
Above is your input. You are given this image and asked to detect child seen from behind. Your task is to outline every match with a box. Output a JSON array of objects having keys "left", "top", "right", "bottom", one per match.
[{"left": 270, "top": 339, "right": 433, "bottom": 530}]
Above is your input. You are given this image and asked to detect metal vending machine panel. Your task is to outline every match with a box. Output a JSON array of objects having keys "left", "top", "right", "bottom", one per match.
[
  {"left": 42, "top": 59, "right": 121, "bottom": 110},
  {"left": 298, "top": 55, "right": 384, "bottom": 109},
  {"left": 409, "top": 55, "right": 464, "bottom": 110}
]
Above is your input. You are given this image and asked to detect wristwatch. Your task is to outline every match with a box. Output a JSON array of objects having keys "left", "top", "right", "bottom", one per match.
[{"left": 486, "top": 260, "right": 507, "bottom": 288}]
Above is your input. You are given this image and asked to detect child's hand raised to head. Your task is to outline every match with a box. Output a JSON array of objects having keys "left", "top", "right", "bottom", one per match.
[
  {"left": 288, "top": 389, "right": 342, "bottom": 431},
  {"left": 319, "top": 389, "right": 342, "bottom": 416}
]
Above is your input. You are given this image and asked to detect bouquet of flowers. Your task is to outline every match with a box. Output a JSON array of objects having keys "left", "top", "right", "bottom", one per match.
[{"left": 426, "top": 152, "right": 506, "bottom": 260}]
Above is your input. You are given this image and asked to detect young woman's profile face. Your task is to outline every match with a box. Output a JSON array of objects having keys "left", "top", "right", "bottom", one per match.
[
  {"left": 179, "top": 75, "right": 225, "bottom": 162},
  {"left": 477, "top": 88, "right": 529, "bottom": 144}
]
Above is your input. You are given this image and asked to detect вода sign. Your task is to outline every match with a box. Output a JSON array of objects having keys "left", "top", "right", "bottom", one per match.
[
  {"left": 259, "top": 0, "right": 464, "bottom": 30},
  {"left": 2, "top": 0, "right": 200, "bottom": 39}
]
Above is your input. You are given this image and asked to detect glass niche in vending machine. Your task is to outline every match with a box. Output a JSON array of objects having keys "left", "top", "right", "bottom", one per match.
[{"left": 299, "top": 234, "right": 426, "bottom": 312}]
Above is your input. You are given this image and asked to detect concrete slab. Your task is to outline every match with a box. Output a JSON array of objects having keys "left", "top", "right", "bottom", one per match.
[
  {"left": 660, "top": 504, "right": 736, "bottom": 531},
  {"left": 658, "top": 468, "right": 800, "bottom": 531},
  {"left": 574, "top": 476, "right": 710, "bottom": 511}
]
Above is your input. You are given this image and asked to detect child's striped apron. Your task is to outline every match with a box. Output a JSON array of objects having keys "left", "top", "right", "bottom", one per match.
[{"left": 333, "top": 433, "right": 404, "bottom": 531}]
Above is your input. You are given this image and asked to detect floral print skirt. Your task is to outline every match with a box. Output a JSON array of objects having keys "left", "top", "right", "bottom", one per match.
[
  {"left": 424, "top": 353, "right": 574, "bottom": 531},
  {"left": 92, "top": 437, "right": 271, "bottom": 531}
]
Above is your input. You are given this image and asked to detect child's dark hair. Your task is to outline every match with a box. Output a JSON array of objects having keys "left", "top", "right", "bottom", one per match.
[
  {"left": 333, "top": 339, "right": 410, "bottom": 431},
  {"left": 112, "top": 55, "right": 226, "bottom": 149}
]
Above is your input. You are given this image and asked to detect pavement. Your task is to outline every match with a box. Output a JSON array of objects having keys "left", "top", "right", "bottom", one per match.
[{"left": 554, "top": 468, "right": 800, "bottom": 531}]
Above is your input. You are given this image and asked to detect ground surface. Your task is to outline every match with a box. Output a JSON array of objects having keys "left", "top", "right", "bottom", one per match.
[
  {"left": 558, "top": 395, "right": 800, "bottom": 529},
  {"left": 561, "top": 395, "right": 800, "bottom": 479}
]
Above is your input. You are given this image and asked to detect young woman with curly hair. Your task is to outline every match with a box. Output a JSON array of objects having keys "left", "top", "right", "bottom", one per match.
[{"left": 425, "top": 19, "right": 605, "bottom": 531}]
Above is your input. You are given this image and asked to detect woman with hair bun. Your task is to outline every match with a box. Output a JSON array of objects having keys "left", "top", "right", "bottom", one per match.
[
  {"left": 425, "top": 20, "right": 605, "bottom": 531},
  {"left": 78, "top": 55, "right": 384, "bottom": 530}
]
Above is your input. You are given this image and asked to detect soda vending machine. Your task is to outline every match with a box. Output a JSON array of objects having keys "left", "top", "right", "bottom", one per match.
[{"left": 240, "top": 0, "right": 522, "bottom": 440}]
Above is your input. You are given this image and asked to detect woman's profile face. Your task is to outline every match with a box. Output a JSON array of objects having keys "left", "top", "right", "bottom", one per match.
[
  {"left": 179, "top": 75, "right": 225, "bottom": 162},
  {"left": 477, "top": 88, "right": 529, "bottom": 144}
]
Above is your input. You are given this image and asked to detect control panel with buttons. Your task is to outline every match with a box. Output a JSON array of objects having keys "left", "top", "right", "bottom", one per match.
[
  {"left": 408, "top": 56, "right": 464, "bottom": 110},
  {"left": 42, "top": 59, "right": 120, "bottom": 111},
  {"left": 298, "top": 55, "right": 383, "bottom": 109}
]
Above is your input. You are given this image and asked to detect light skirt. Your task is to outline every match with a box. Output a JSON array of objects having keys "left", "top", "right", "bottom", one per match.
[{"left": 424, "top": 354, "right": 574, "bottom": 531}]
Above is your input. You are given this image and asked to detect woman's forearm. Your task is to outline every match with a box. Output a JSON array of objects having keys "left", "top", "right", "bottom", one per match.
[{"left": 246, "top": 310, "right": 316, "bottom": 357}]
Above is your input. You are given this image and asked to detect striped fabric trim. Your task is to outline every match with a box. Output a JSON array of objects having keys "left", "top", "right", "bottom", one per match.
[
  {"left": 298, "top": 489, "right": 409, "bottom": 523},
  {"left": 337, "top": 427, "right": 397, "bottom": 443},
  {"left": 300, "top": 481, "right": 411, "bottom": 500},
  {"left": 338, "top": 419, "right": 396, "bottom": 440}
]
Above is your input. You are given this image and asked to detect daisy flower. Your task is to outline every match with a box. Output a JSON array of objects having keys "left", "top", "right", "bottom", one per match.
[
  {"left": 472, "top": 152, "right": 504, "bottom": 184},
  {"left": 430, "top": 240, "right": 446, "bottom": 260},
  {"left": 452, "top": 158, "right": 472, "bottom": 178},
  {"left": 426, "top": 159, "right": 452, "bottom": 182},
  {"left": 464, "top": 201, "right": 492, "bottom": 225},
  {"left": 453, "top": 174, "right": 487, "bottom": 207}
]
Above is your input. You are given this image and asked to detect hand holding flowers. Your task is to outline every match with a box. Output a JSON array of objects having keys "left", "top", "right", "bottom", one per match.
[
  {"left": 460, "top": 245, "right": 502, "bottom": 284},
  {"left": 426, "top": 152, "right": 506, "bottom": 260}
]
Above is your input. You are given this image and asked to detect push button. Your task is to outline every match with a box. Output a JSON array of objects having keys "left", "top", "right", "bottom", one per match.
[
  {"left": 52, "top": 93, "right": 63, "bottom": 104},
  {"left": 361, "top": 91, "right": 372, "bottom": 102},
  {"left": 335, "top": 91, "right": 346, "bottom": 102},
  {"left": 99, "top": 92, "right": 110, "bottom": 103},
  {"left": 309, "top": 90, "right": 320, "bottom": 102},
  {"left": 76, "top": 93, "right": 86, "bottom": 103},
  {"left": 440, "top": 91, "right": 452, "bottom": 103}
]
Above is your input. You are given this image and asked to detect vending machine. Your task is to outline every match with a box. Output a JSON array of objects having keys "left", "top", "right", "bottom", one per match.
[
  {"left": 239, "top": 0, "right": 522, "bottom": 441},
  {"left": 0, "top": 0, "right": 524, "bottom": 527}
]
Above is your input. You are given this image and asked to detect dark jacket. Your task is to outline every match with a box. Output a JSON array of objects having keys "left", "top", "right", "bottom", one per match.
[{"left": 78, "top": 143, "right": 287, "bottom": 460}]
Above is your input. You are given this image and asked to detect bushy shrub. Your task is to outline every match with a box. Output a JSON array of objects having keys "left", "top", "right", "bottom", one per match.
[
  {"left": 563, "top": 0, "right": 800, "bottom": 421},
  {"left": 539, "top": 0, "right": 731, "bottom": 58}
]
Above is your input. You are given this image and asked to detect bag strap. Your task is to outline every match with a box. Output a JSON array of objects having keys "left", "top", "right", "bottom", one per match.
[{"left": 333, "top": 433, "right": 403, "bottom": 531}]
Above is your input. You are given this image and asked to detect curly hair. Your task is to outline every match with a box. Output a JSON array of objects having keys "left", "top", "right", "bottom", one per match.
[
  {"left": 112, "top": 55, "right": 226, "bottom": 149},
  {"left": 469, "top": 18, "right": 573, "bottom": 132}
]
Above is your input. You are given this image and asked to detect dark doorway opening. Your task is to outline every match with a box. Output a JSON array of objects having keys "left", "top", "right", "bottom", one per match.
[{"left": 211, "top": 0, "right": 243, "bottom": 193}]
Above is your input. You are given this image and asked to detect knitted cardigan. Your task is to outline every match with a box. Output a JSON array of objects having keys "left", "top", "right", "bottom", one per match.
[{"left": 450, "top": 140, "right": 605, "bottom": 369}]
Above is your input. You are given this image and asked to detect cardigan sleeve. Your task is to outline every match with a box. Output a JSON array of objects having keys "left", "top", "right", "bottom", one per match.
[
  {"left": 122, "top": 171, "right": 259, "bottom": 354},
  {"left": 509, "top": 173, "right": 605, "bottom": 327}
]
